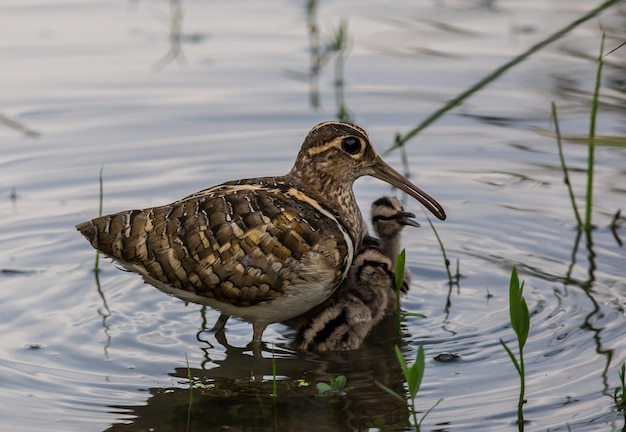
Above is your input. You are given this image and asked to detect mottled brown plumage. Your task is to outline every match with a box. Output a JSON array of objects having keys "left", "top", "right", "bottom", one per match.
[
  {"left": 290, "top": 197, "right": 418, "bottom": 351},
  {"left": 76, "top": 122, "right": 445, "bottom": 343}
]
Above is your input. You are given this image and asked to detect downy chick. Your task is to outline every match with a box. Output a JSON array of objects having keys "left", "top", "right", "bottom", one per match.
[{"left": 291, "top": 197, "right": 419, "bottom": 351}]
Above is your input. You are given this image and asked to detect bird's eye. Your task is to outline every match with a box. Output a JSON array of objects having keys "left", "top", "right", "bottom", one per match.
[{"left": 341, "top": 137, "right": 361, "bottom": 155}]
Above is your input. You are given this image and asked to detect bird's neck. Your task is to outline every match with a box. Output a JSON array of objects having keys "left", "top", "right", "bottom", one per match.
[
  {"left": 379, "top": 233, "right": 402, "bottom": 266},
  {"left": 285, "top": 168, "right": 366, "bottom": 246}
]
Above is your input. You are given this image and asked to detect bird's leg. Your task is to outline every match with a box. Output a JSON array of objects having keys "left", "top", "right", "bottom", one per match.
[{"left": 252, "top": 323, "right": 267, "bottom": 344}]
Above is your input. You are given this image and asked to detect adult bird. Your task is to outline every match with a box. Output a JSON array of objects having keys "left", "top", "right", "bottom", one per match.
[{"left": 76, "top": 121, "right": 446, "bottom": 343}]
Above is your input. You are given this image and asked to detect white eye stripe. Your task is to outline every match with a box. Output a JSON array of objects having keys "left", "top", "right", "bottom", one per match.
[
  {"left": 305, "top": 139, "right": 341, "bottom": 156},
  {"left": 305, "top": 136, "right": 365, "bottom": 157}
]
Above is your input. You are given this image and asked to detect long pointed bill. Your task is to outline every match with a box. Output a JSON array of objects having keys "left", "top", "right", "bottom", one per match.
[{"left": 371, "top": 156, "right": 446, "bottom": 220}]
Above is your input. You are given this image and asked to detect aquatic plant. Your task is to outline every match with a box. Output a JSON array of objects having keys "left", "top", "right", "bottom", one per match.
[
  {"left": 0, "top": 113, "right": 39, "bottom": 138},
  {"left": 316, "top": 375, "right": 352, "bottom": 397},
  {"left": 185, "top": 353, "right": 193, "bottom": 432},
  {"left": 583, "top": 31, "right": 605, "bottom": 232},
  {"left": 329, "top": 19, "right": 352, "bottom": 122},
  {"left": 613, "top": 363, "right": 626, "bottom": 421},
  {"left": 551, "top": 102, "right": 583, "bottom": 228},
  {"left": 94, "top": 166, "right": 104, "bottom": 274},
  {"left": 386, "top": 0, "right": 621, "bottom": 153},
  {"left": 395, "top": 141, "right": 457, "bottom": 295},
  {"left": 499, "top": 266, "right": 529, "bottom": 430},
  {"left": 393, "top": 250, "right": 426, "bottom": 338},
  {"left": 424, "top": 216, "right": 456, "bottom": 288},
  {"left": 552, "top": 32, "right": 621, "bottom": 236},
  {"left": 393, "top": 249, "right": 406, "bottom": 336},
  {"left": 377, "top": 345, "right": 441, "bottom": 430},
  {"left": 153, "top": 0, "right": 186, "bottom": 71},
  {"left": 302, "top": 0, "right": 353, "bottom": 119},
  {"left": 271, "top": 345, "right": 278, "bottom": 398}
]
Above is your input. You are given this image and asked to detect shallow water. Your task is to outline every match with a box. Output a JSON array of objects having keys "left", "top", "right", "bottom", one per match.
[{"left": 1, "top": 0, "right": 625, "bottom": 431}]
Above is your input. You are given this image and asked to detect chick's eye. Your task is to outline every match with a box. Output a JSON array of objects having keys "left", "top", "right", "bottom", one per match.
[{"left": 341, "top": 137, "right": 361, "bottom": 155}]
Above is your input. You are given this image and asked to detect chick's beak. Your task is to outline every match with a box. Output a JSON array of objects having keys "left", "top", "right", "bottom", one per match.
[{"left": 395, "top": 211, "right": 421, "bottom": 228}]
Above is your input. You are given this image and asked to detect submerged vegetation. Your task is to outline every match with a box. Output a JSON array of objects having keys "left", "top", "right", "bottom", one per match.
[{"left": 316, "top": 375, "right": 352, "bottom": 397}]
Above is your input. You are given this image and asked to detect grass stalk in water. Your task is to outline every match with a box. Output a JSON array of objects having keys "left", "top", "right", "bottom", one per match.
[
  {"left": 551, "top": 102, "right": 583, "bottom": 228},
  {"left": 330, "top": 19, "right": 351, "bottom": 122},
  {"left": 385, "top": 0, "right": 621, "bottom": 153},
  {"left": 94, "top": 166, "right": 104, "bottom": 273},
  {"left": 393, "top": 250, "right": 405, "bottom": 337},
  {"left": 271, "top": 345, "right": 278, "bottom": 398},
  {"left": 185, "top": 353, "right": 193, "bottom": 432},
  {"left": 583, "top": 31, "right": 605, "bottom": 231},
  {"left": 425, "top": 215, "right": 454, "bottom": 287},
  {"left": 500, "top": 266, "right": 529, "bottom": 430},
  {"left": 552, "top": 33, "right": 607, "bottom": 231},
  {"left": 393, "top": 250, "right": 426, "bottom": 338}
]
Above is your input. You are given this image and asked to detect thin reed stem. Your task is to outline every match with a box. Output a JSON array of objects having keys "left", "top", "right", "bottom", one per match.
[
  {"left": 94, "top": 166, "right": 104, "bottom": 273},
  {"left": 584, "top": 32, "right": 605, "bottom": 230},
  {"left": 386, "top": 0, "right": 622, "bottom": 153},
  {"left": 185, "top": 353, "right": 193, "bottom": 432},
  {"left": 425, "top": 215, "right": 453, "bottom": 286},
  {"left": 551, "top": 102, "right": 583, "bottom": 228}
]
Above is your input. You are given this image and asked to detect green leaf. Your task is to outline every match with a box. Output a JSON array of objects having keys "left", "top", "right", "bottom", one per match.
[
  {"left": 419, "top": 398, "right": 444, "bottom": 426},
  {"left": 396, "top": 345, "right": 425, "bottom": 400},
  {"left": 332, "top": 375, "right": 347, "bottom": 390},
  {"left": 407, "top": 345, "right": 425, "bottom": 399},
  {"left": 403, "top": 312, "right": 427, "bottom": 319},
  {"left": 316, "top": 382, "right": 332, "bottom": 395},
  {"left": 500, "top": 339, "right": 521, "bottom": 375},
  {"left": 395, "top": 249, "right": 406, "bottom": 294},
  {"left": 509, "top": 267, "right": 530, "bottom": 348},
  {"left": 375, "top": 380, "right": 408, "bottom": 404},
  {"left": 517, "top": 291, "right": 530, "bottom": 348},
  {"left": 395, "top": 345, "right": 410, "bottom": 381}
]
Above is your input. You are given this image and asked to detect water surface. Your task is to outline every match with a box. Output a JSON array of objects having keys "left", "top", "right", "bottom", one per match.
[{"left": 1, "top": 1, "right": 625, "bottom": 431}]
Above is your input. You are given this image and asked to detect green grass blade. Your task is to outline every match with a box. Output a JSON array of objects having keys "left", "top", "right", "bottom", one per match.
[
  {"left": 584, "top": 31, "right": 605, "bottom": 230},
  {"left": 425, "top": 216, "right": 454, "bottom": 286},
  {"left": 551, "top": 102, "right": 583, "bottom": 228},
  {"left": 419, "top": 398, "right": 443, "bottom": 427},
  {"left": 395, "top": 345, "right": 410, "bottom": 381},
  {"left": 394, "top": 250, "right": 406, "bottom": 336},
  {"left": 185, "top": 353, "right": 193, "bottom": 432},
  {"left": 271, "top": 345, "right": 278, "bottom": 397},
  {"left": 395, "top": 249, "right": 406, "bottom": 293},
  {"left": 375, "top": 380, "right": 409, "bottom": 404},
  {"left": 500, "top": 339, "right": 522, "bottom": 376},
  {"left": 386, "top": 0, "right": 622, "bottom": 153},
  {"left": 94, "top": 166, "right": 104, "bottom": 274}
]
